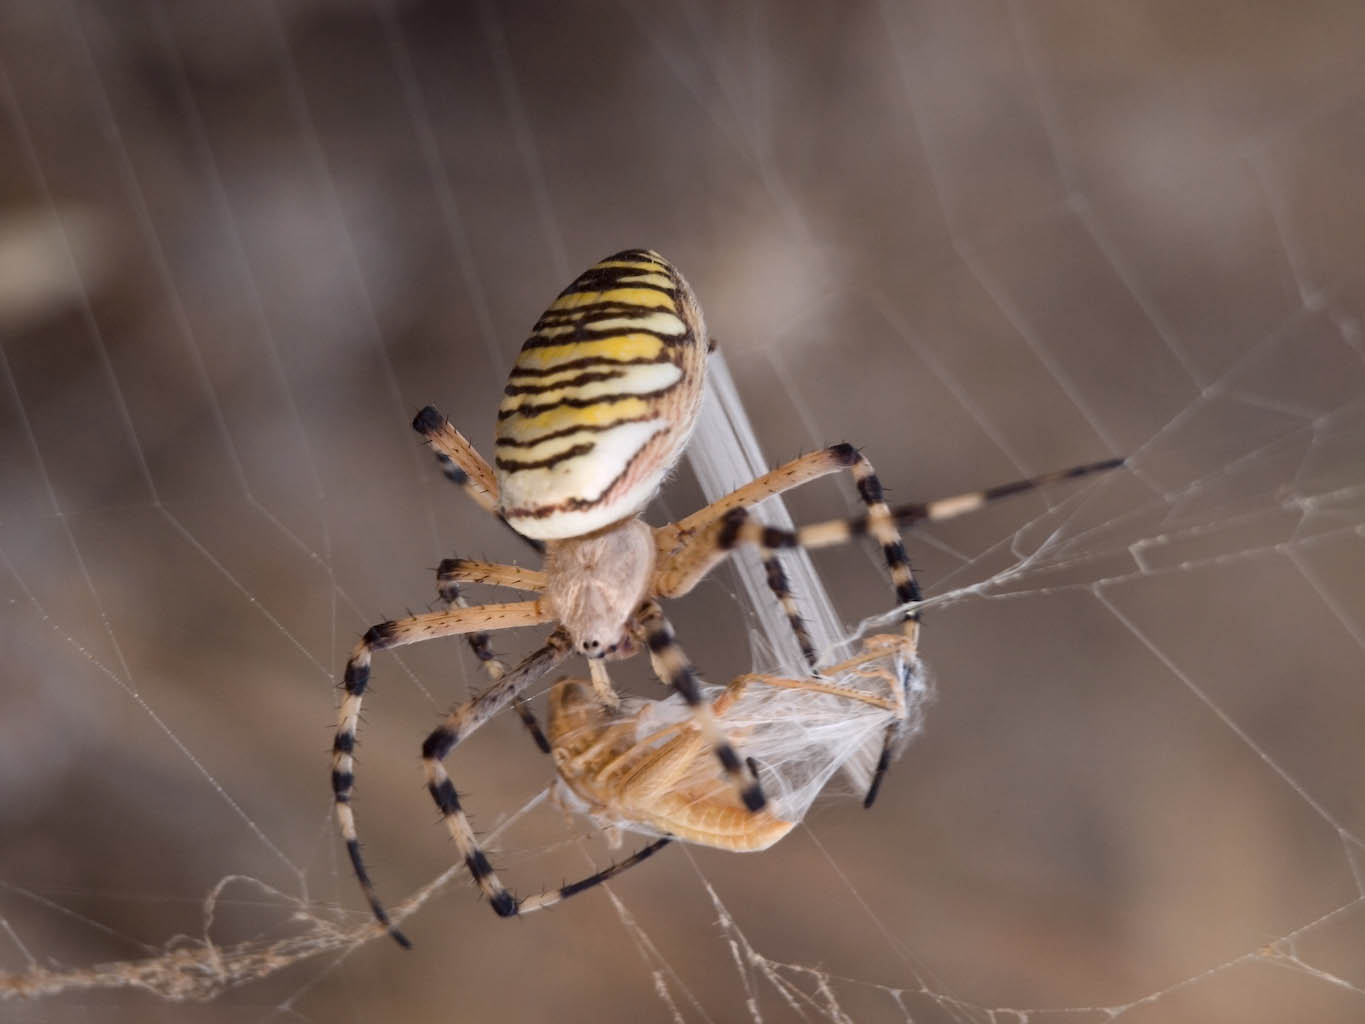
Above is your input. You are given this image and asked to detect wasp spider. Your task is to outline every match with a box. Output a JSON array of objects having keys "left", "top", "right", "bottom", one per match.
[{"left": 331, "top": 249, "right": 1122, "bottom": 944}]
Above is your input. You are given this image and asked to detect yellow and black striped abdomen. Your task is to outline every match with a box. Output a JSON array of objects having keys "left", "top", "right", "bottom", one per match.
[{"left": 495, "top": 250, "right": 709, "bottom": 540}]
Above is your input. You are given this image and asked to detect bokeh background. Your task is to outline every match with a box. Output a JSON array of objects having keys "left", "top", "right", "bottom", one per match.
[{"left": 3, "top": 1, "right": 1364, "bottom": 1021}]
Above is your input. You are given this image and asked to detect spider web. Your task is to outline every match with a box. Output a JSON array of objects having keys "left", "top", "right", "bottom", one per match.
[{"left": 2, "top": 1, "right": 1364, "bottom": 1021}]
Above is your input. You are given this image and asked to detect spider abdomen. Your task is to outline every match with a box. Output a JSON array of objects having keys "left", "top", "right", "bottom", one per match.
[{"left": 495, "top": 250, "right": 708, "bottom": 540}]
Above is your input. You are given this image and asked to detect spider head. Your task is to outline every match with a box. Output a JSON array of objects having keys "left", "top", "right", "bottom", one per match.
[{"left": 542, "top": 518, "right": 656, "bottom": 659}]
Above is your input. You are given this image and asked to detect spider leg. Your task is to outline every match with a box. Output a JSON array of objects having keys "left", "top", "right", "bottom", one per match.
[
  {"left": 862, "top": 733, "right": 900, "bottom": 809},
  {"left": 418, "top": 406, "right": 552, "bottom": 742},
  {"left": 761, "top": 549, "right": 818, "bottom": 667},
  {"left": 658, "top": 443, "right": 920, "bottom": 664},
  {"left": 412, "top": 405, "right": 498, "bottom": 513},
  {"left": 671, "top": 443, "right": 870, "bottom": 536},
  {"left": 714, "top": 510, "right": 957, "bottom": 809},
  {"left": 332, "top": 598, "right": 554, "bottom": 945},
  {"left": 637, "top": 601, "right": 767, "bottom": 813},
  {"left": 659, "top": 445, "right": 863, "bottom": 668},
  {"left": 437, "top": 558, "right": 545, "bottom": 594},
  {"left": 658, "top": 456, "right": 1124, "bottom": 806},
  {"left": 888, "top": 457, "right": 1124, "bottom": 526},
  {"left": 421, "top": 630, "right": 573, "bottom": 917},
  {"left": 510, "top": 837, "right": 674, "bottom": 915},
  {"left": 435, "top": 557, "right": 619, "bottom": 728},
  {"left": 710, "top": 639, "right": 917, "bottom": 809},
  {"left": 660, "top": 454, "right": 1127, "bottom": 650},
  {"left": 413, "top": 404, "right": 544, "bottom": 553},
  {"left": 436, "top": 558, "right": 552, "bottom": 753},
  {"left": 708, "top": 457, "right": 1126, "bottom": 615},
  {"left": 706, "top": 457, "right": 1126, "bottom": 648}
]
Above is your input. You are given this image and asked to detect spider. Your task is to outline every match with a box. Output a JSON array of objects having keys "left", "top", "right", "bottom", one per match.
[{"left": 331, "top": 248, "right": 1122, "bottom": 944}]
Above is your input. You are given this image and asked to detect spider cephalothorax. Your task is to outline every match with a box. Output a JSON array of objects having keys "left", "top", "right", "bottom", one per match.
[
  {"left": 541, "top": 518, "right": 655, "bottom": 657},
  {"left": 331, "top": 248, "right": 1123, "bottom": 944}
]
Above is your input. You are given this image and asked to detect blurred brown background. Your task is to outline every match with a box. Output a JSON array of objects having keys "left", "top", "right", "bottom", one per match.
[{"left": 2, "top": 1, "right": 1364, "bottom": 1021}]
